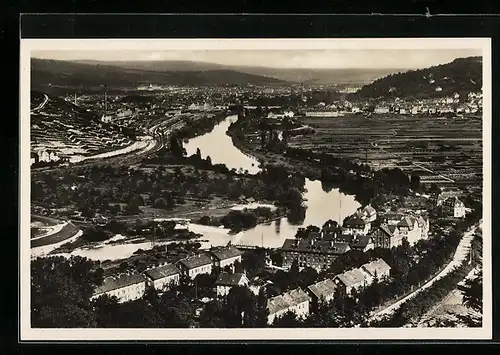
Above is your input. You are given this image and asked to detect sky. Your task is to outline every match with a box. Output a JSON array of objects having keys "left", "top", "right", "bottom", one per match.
[{"left": 32, "top": 49, "right": 482, "bottom": 70}]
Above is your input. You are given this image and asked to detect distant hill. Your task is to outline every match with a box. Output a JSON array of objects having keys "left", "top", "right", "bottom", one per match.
[
  {"left": 31, "top": 58, "right": 289, "bottom": 91},
  {"left": 73, "top": 59, "right": 403, "bottom": 86},
  {"left": 348, "top": 56, "right": 482, "bottom": 100}
]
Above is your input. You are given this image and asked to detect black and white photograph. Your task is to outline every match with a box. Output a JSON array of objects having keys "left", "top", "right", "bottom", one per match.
[{"left": 20, "top": 38, "right": 491, "bottom": 340}]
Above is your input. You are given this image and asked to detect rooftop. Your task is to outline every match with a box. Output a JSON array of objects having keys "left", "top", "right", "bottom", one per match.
[
  {"left": 215, "top": 272, "right": 248, "bottom": 287},
  {"left": 210, "top": 246, "right": 243, "bottom": 261},
  {"left": 268, "top": 288, "right": 311, "bottom": 315},
  {"left": 334, "top": 268, "right": 368, "bottom": 288},
  {"left": 344, "top": 215, "right": 368, "bottom": 227},
  {"left": 307, "top": 279, "right": 337, "bottom": 300},
  {"left": 176, "top": 253, "right": 213, "bottom": 270},
  {"left": 93, "top": 272, "right": 147, "bottom": 296},
  {"left": 144, "top": 263, "right": 180, "bottom": 281},
  {"left": 361, "top": 258, "right": 391, "bottom": 278},
  {"left": 281, "top": 238, "right": 350, "bottom": 255},
  {"left": 398, "top": 216, "right": 417, "bottom": 229}
]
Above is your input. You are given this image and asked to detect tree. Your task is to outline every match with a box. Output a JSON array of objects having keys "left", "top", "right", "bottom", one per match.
[
  {"left": 124, "top": 199, "right": 141, "bottom": 215},
  {"left": 31, "top": 256, "right": 100, "bottom": 328},
  {"left": 226, "top": 286, "right": 257, "bottom": 327},
  {"left": 462, "top": 272, "right": 482, "bottom": 314},
  {"left": 429, "top": 183, "right": 441, "bottom": 195},
  {"left": 170, "top": 134, "right": 185, "bottom": 158},
  {"left": 272, "top": 310, "right": 302, "bottom": 327},
  {"left": 153, "top": 197, "right": 169, "bottom": 209},
  {"left": 255, "top": 288, "right": 269, "bottom": 327},
  {"left": 410, "top": 174, "right": 421, "bottom": 191}
]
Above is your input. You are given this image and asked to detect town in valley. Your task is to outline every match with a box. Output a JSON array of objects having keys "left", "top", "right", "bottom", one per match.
[{"left": 28, "top": 47, "right": 484, "bottom": 330}]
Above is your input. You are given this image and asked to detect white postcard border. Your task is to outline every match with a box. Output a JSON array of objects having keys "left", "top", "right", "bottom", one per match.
[{"left": 20, "top": 38, "right": 492, "bottom": 341}]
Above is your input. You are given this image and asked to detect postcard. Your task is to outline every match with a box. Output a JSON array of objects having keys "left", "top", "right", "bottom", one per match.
[{"left": 20, "top": 38, "right": 491, "bottom": 341}]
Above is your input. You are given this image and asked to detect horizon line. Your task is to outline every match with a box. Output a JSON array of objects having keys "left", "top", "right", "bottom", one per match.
[{"left": 30, "top": 56, "right": 480, "bottom": 71}]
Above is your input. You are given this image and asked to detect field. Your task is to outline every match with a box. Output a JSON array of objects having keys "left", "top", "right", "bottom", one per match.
[{"left": 287, "top": 114, "right": 482, "bottom": 193}]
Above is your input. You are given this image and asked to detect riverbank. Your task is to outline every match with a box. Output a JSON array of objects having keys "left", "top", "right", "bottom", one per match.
[{"left": 227, "top": 118, "right": 373, "bottom": 206}]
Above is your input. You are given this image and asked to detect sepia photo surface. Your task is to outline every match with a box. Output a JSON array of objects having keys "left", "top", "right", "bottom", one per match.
[{"left": 20, "top": 38, "right": 491, "bottom": 341}]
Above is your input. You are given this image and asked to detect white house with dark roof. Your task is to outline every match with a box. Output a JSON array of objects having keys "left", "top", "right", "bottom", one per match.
[
  {"left": 144, "top": 263, "right": 181, "bottom": 291},
  {"left": 176, "top": 254, "right": 213, "bottom": 279},
  {"left": 307, "top": 278, "right": 337, "bottom": 309},
  {"left": 357, "top": 204, "right": 377, "bottom": 223},
  {"left": 343, "top": 215, "right": 371, "bottom": 235},
  {"left": 416, "top": 215, "right": 430, "bottom": 239},
  {"left": 214, "top": 272, "right": 249, "bottom": 297},
  {"left": 332, "top": 268, "right": 370, "bottom": 295},
  {"left": 91, "top": 272, "right": 147, "bottom": 303},
  {"left": 267, "top": 288, "right": 312, "bottom": 325},
  {"left": 209, "top": 246, "right": 243, "bottom": 271},
  {"left": 360, "top": 258, "right": 391, "bottom": 283},
  {"left": 397, "top": 216, "right": 421, "bottom": 245},
  {"left": 442, "top": 196, "right": 466, "bottom": 218}
]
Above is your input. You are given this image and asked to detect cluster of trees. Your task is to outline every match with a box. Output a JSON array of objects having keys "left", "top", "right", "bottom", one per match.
[
  {"left": 31, "top": 256, "right": 104, "bottom": 327},
  {"left": 216, "top": 207, "right": 277, "bottom": 233},
  {"left": 31, "top": 160, "right": 299, "bottom": 220},
  {"left": 175, "top": 113, "right": 228, "bottom": 140}
]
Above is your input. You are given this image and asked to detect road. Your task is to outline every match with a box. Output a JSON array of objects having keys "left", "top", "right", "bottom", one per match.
[
  {"left": 369, "top": 221, "right": 480, "bottom": 322},
  {"left": 31, "top": 94, "right": 49, "bottom": 113}
]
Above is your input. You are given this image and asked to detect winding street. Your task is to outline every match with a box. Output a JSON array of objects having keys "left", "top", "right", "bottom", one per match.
[
  {"left": 369, "top": 220, "right": 480, "bottom": 322},
  {"left": 31, "top": 94, "right": 49, "bottom": 113}
]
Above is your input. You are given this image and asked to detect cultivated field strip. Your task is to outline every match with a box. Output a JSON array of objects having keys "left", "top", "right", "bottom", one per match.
[{"left": 285, "top": 114, "right": 482, "bottom": 190}]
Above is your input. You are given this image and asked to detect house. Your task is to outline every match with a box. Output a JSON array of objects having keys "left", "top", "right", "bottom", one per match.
[
  {"left": 416, "top": 215, "right": 430, "bottom": 239},
  {"left": 397, "top": 215, "right": 425, "bottom": 245},
  {"left": 214, "top": 272, "right": 249, "bottom": 297},
  {"left": 442, "top": 197, "right": 466, "bottom": 218},
  {"left": 281, "top": 238, "right": 350, "bottom": 271},
  {"left": 176, "top": 254, "right": 213, "bottom": 279},
  {"left": 381, "top": 212, "right": 406, "bottom": 225},
  {"left": 360, "top": 258, "right": 391, "bottom": 282},
  {"left": 333, "top": 268, "right": 370, "bottom": 295},
  {"left": 374, "top": 106, "right": 390, "bottom": 114},
  {"left": 399, "top": 108, "right": 407, "bottom": 115},
  {"left": 209, "top": 246, "right": 243, "bottom": 272},
  {"left": 349, "top": 234, "right": 375, "bottom": 252},
  {"left": 144, "top": 263, "right": 181, "bottom": 291},
  {"left": 357, "top": 205, "right": 377, "bottom": 223},
  {"left": 91, "top": 272, "right": 147, "bottom": 303},
  {"left": 370, "top": 224, "right": 404, "bottom": 249},
  {"left": 92, "top": 214, "right": 108, "bottom": 226},
  {"left": 267, "top": 288, "right": 311, "bottom": 325},
  {"left": 307, "top": 278, "right": 337, "bottom": 309},
  {"left": 31, "top": 151, "right": 39, "bottom": 165},
  {"left": 343, "top": 215, "right": 371, "bottom": 235},
  {"left": 335, "top": 233, "right": 374, "bottom": 252}
]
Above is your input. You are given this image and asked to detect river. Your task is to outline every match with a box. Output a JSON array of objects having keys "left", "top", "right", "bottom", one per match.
[
  {"left": 53, "top": 115, "right": 360, "bottom": 261},
  {"left": 184, "top": 115, "right": 361, "bottom": 248}
]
